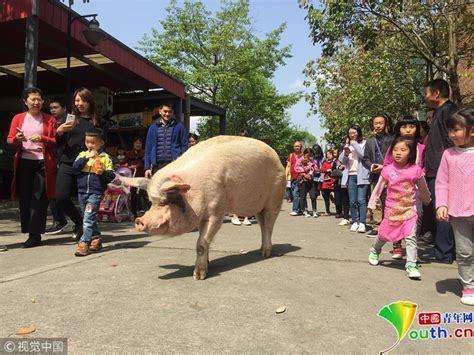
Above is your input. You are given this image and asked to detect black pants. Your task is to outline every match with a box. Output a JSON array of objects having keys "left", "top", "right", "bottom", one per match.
[
  {"left": 321, "top": 188, "right": 333, "bottom": 214},
  {"left": 130, "top": 187, "right": 147, "bottom": 217},
  {"left": 55, "top": 163, "right": 83, "bottom": 228},
  {"left": 334, "top": 181, "right": 342, "bottom": 214},
  {"left": 17, "top": 159, "right": 48, "bottom": 235},
  {"left": 299, "top": 180, "right": 317, "bottom": 212},
  {"left": 151, "top": 161, "right": 172, "bottom": 175},
  {"left": 340, "top": 187, "right": 350, "bottom": 220},
  {"left": 427, "top": 177, "right": 455, "bottom": 261},
  {"left": 49, "top": 199, "right": 67, "bottom": 224}
]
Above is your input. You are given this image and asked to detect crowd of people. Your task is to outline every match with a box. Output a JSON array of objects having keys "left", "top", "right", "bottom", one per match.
[
  {"left": 3, "top": 86, "right": 196, "bottom": 256},
  {"left": 1, "top": 79, "right": 473, "bottom": 306},
  {"left": 285, "top": 79, "right": 473, "bottom": 306}
]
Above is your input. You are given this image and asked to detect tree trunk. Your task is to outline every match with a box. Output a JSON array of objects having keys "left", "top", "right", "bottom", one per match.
[
  {"left": 447, "top": 1, "right": 462, "bottom": 104},
  {"left": 449, "top": 69, "right": 463, "bottom": 104}
]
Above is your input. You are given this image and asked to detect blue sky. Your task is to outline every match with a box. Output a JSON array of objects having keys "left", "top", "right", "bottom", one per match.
[{"left": 71, "top": 0, "right": 324, "bottom": 140}]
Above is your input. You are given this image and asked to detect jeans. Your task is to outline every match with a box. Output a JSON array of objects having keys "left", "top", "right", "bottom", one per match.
[
  {"left": 290, "top": 179, "right": 301, "bottom": 213},
  {"left": 347, "top": 175, "right": 368, "bottom": 225},
  {"left": 79, "top": 193, "right": 102, "bottom": 243}
]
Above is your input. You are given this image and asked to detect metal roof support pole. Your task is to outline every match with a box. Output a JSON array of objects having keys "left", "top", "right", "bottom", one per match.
[
  {"left": 219, "top": 114, "right": 226, "bottom": 135},
  {"left": 24, "top": 0, "right": 40, "bottom": 89},
  {"left": 175, "top": 97, "right": 183, "bottom": 124},
  {"left": 184, "top": 94, "right": 191, "bottom": 133}
]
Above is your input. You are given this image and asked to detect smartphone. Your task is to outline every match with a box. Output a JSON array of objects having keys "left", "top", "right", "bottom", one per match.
[{"left": 65, "top": 114, "right": 76, "bottom": 124}]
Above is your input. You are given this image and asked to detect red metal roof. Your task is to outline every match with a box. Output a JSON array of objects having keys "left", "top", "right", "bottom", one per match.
[{"left": 0, "top": 0, "right": 185, "bottom": 98}]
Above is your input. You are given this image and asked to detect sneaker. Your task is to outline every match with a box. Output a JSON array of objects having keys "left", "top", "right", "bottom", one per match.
[
  {"left": 45, "top": 220, "right": 68, "bottom": 235},
  {"left": 313, "top": 211, "right": 319, "bottom": 218},
  {"left": 338, "top": 219, "right": 350, "bottom": 226},
  {"left": 366, "top": 229, "right": 378, "bottom": 238},
  {"left": 23, "top": 234, "right": 41, "bottom": 248},
  {"left": 406, "top": 266, "right": 421, "bottom": 279},
  {"left": 461, "top": 289, "right": 474, "bottom": 306},
  {"left": 368, "top": 251, "right": 379, "bottom": 266},
  {"left": 0, "top": 245, "right": 7, "bottom": 252},
  {"left": 75, "top": 242, "right": 90, "bottom": 257},
  {"left": 350, "top": 223, "right": 359, "bottom": 232},
  {"left": 72, "top": 226, "right": 83, "bottom": 241},
  {"left": 392, "top": 248, "right": 403, "bottom": 259},
  {"left": 231, "top": 216, "right": 242, "bottom": 225},
  {"left": 366, "top": 215, "right": 374, "bottom": 226},
  {"left": 89, "top": 238, "right": 103, "bottom": 252},
  {"left": 303, "top": 211, "right": 312, "bottom": 218},
  {"left": 242, "top": 217, "right": 252, "bottom": 226},
  {"left": 357, "top": 223, "right": 366, "bottom": 233},
  {"left": 289, "top": 211, "right": 301, "bottom": 216}
]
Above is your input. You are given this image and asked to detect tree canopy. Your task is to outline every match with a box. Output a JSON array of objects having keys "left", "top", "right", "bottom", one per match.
[
  {"left": 304, "top": 41, "right": 425, "bottom": 145},
  {"left": 137, "top": 0, "right": 315, "bottom": 157},
  {"left": 300, "top": 0, "right": 474, "bottom": 104}
]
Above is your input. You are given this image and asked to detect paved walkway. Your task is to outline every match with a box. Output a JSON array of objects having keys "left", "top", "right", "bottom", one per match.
[{"left": 0, "top": 199, "right": 471, "bottom": 354}]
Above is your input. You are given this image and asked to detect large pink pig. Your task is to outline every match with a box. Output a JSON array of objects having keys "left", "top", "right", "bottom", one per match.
[{"left": 120, "top": 135, "right": 286, "bottom": 280}]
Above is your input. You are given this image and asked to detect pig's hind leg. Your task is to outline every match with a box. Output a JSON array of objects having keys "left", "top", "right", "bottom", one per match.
[
  {"left": 194, "top": 216, "right": 224, "bottom": 280},
  {"left": 256, "top": 209, "right": 279, "bottom": 257}
]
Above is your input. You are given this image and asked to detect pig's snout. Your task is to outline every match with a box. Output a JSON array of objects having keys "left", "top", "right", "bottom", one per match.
[{"left": 135, "top": 217, "right": 146, "bottom": 232}]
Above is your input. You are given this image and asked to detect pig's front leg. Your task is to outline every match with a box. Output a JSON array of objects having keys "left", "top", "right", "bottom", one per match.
[{"left": 194, "top": 216, "right": 224, "bottom": 280}]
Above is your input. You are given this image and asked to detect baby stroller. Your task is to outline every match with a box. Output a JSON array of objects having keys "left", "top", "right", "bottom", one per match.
[{"left": 96, "top": 166, "right": 135, "bottom": 223}]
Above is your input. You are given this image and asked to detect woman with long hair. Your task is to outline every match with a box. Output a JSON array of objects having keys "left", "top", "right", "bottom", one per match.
[
  {"left": 55, "top": 87, "right": 101, "bottom": 240},
  {"left": 343, "top": 125, "right": 370, "bottom": 233}
]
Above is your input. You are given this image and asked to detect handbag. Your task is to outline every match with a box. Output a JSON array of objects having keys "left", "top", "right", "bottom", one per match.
[{"left": 330, "top": 169, "right": 343, "bottom": 179}]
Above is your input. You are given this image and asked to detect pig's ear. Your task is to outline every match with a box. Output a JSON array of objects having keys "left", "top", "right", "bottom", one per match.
[{"left": 159, "top": 181, "right": 191, "bottom": 194}]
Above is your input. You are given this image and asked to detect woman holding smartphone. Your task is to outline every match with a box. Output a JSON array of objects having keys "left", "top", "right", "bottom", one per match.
[
  {"left": 7, "top": 87, "right": 57, "bottom": 248},
  {"left": 55, "top": 87, "right": 101, "bottom": 240}
]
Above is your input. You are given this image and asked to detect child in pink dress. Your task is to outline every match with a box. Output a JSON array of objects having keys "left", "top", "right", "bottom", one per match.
[
  {"left": 435, "top": 108, "right": 474, "bottom": 305},
  {"left": 382, "top": 115, "right": 426, "bottom": 259},
  {"left": 368, "top": 137, "right": 431, "bottom": 279}
]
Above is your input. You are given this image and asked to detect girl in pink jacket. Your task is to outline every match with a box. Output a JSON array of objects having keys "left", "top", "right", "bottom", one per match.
[{"left": 435, "top": 108, "right": 474, "bottom": 306}]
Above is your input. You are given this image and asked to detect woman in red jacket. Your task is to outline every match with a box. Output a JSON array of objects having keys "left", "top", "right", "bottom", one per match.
[
  {"left": 7, "top": 87, "right": 57, "bottom": 248},
  {"left": 320, "top": 150, "right": 336, "bottom": 216}
]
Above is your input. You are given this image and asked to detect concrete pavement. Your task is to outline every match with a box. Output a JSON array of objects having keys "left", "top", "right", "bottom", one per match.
[{"left": 0, "top": 199, "right": 472, "bottom": 354}]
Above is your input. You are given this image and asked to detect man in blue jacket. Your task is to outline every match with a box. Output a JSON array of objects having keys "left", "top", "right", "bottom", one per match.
[{"left": 144, "top": 103, "right": 188, "bottom": 178}]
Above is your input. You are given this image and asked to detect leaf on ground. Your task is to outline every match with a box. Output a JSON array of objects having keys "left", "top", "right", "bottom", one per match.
[
  {"left": 15, "top": 327, "right": 36, "bottom": 335},
  {"left": 276, "top": 306, "right": 286, "bottom": 314}
]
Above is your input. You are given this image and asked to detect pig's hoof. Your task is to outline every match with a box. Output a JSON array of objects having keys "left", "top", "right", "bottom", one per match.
[
  {"left": 193, "top": 268, "right": 207, "bottom": 280},
  {"left": 261, "top": 246, "right": 272, "bottom": 258}
]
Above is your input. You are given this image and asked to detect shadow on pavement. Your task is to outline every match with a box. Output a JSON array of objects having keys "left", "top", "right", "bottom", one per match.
[
  {"left": 3, "top": 231, "right": 150, "bottom": 250},
  {"left": 435, "top": 278, "right": 462, "bottom": 297},
  {"left": 158, "top": 243, "right": 301, "bottom": 280}
]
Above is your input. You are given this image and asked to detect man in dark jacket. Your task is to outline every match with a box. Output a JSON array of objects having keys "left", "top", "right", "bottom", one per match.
[
  {"left": 424, "top": 79, "right": 458, "bottom": 263},
  {"left": 144, "top": 103, "right": 187, "bottom": 178},
  {"left": 362, "top": 114, "right": 394, "bottom": 237}
]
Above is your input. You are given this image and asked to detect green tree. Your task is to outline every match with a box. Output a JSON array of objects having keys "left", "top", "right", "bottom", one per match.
[
  {"left": 299, "top": 0, "right": 474, "bottom": 104},
  {"left": 137, "top": 0, "right": 313, "bottom": 155},
  {"left": 304, "top": 42, "right": 425, "bottom": 145}
]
